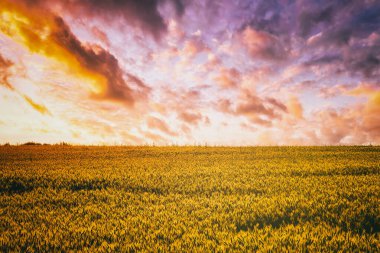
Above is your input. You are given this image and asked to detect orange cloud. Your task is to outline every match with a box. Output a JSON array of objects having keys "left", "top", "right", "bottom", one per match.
[
  {"left": 360, "top": 91, "right": 380, "bottom": 139},
  {"left": 182, "top": 39, "right": 208, "bottom": 59},
  {"left": 0, "top": 54, "right": 14, "bottom": 90},
  {"left": 22, "top": 95, "right": 50, "bottom": 115},
  {"left": 307, "top": 86, "right": 380, "bottom": 144},
  {"left": 241, "top": 26, "right": 288, "bottom": 61},
  {"left": 287, "top": 96, "right": 303, "bottom": 119},
  {"left": 214, "top": 67, "right": 241, "bottom": 88},
  {"left": 0, "top": 0, "right": 147, "bottom": 106},
  {"left": 316, "top": 109, "right": 359, "bottom": 144},
  {"left": 346, "top": 83, "right": 379, "bottom": 96},
  {"left": 345, "top": 83, "right": 380, "bottom": 140}
]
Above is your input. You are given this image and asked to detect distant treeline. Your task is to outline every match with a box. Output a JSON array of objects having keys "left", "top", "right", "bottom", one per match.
[{"left": 2, "top": 142, "right": 71, "bottom": 146}]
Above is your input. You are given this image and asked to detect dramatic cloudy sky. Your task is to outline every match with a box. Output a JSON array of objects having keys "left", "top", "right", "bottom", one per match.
[{"left": 0, "top": 0, "right": 379, "bottom": 145}]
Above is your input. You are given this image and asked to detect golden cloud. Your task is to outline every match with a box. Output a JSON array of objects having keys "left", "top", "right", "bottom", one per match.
[{"left": 0, "top": 0, "right": 145, "bottom": 106}]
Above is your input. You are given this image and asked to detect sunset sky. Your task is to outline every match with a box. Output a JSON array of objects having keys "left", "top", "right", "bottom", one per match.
[{"left": 0, "top": 0, "right": 379, "bottom": 145}]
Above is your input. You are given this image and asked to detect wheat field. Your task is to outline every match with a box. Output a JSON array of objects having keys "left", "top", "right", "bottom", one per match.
[{"left": 0, "top": 145, "right": 379, "bottom": 252}]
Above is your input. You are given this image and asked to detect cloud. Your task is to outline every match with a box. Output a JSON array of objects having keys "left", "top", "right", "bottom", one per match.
[
  {"left": 298, "top": 4, "right": 334, "bottom": 38},
  {"left": 141, "top": 130, "right": 166, "bottom": 144},
  {"left": 318, "top": 84, "right": 350, "bottom": 99},
  {"left": 315, "top": 109, "right": 359, "bottom": 144},
  {"left": 0, "top": 54, "right": 51, "bottom": 115},
  {"left": 302, "top": 1, "right": 380, "bottom": 79},
  {"left": 214, "top": 67, "right": 241, "bottom": 88},
  {"left": 91, "top": 27, "right": 110, "bottom": 47},
  {"left": 346, "top": 83, "right": 380, "bottom": 141},
  {"left": 162, "top": 87, "right": 211, "bottom": 128},
  {"left": 146, "top": 116, "right": 177, "bottom": 136},
  {"left": 120, "top": 131, "right": 144, "bottom": 145},
  {"left": 182, "top": 39, "right": 208, "bottom": 59},
  {"left": 362, "top": 91, "right": 380, "bottom": 139},
  {"left": 0, "top": 54, "right": 12, "bottom": 69},
  {"left": 303, "top": 54, "right": 342, "bottom": 67},
  {"left": 53, "top": 17, "right": 139, "bottom": 104},
  {"left": 235, "top": 99, "right": 274, "bottom": 126},
  {"left": 234, "top": 0, "right": 293, "bottom": 38},
  {"left": 0, "top": 54, "right": 14, "bottom": 90},
  {"left": 157, "top": 86, "right": 205, "bottom": 113},
  {"left": 286, "top": 96, "right": 303, "bottom": 119},
  {"left": 217, "top": 89, "right": 288, "bottom": 126},
  {"left": 15, "top": 0, "right": 186, "bottom": 40},
  {"left": 241, "top": 26, "right": 289, "bottom": 61},
  {"left": 298, "top": 1, "right": 379, "bottom": 40},
  {"left": 218, "top": 99, "right": 233, "bottom": 114},
  {"left": 308, "top": 37, "right": 379, "bottom": 80},
  {"left": 23, "top": 95, "right": 51, "bottom": 115},
  {"left": 346, "top": 83, "right": 379, "bottom": 96},
  {"left": 240, "top": 122, "right": 256, "bottom": 132},
  {"left": 0, "top": 1, "right": 149, "bottom": 106},
  {"left": 2, "top": 0, "right": 380, "bottom": 145},
  {"left": 177, "top": 111, "right": 203, "bottom": 126},
  {"left": 180, "top": 124, "right": 191, "bottom": 135},
  {"left": 343, "top": 42, "right": 380, "bottom": 79},
  {"left": 305, "top": 83, "right": 380, "bottom": 145}
]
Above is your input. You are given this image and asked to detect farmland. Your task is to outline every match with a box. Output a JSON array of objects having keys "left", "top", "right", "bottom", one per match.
[{"left": 0, "top": 146, "right": 379, "bottom": 252}]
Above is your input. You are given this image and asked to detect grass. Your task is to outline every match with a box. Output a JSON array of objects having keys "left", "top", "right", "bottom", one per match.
[{"left": 0, "top": 146, "right": 379, "bottom": 251}]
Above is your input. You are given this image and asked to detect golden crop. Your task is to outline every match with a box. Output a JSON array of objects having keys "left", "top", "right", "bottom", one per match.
[{"left": 0, "top": 146, "right": 379, "bottom": 252}]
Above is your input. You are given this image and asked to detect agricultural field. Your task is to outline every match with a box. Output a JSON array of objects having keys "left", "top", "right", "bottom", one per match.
[{"left": 0, "top": 145, "right": 379, "bottom": 252}]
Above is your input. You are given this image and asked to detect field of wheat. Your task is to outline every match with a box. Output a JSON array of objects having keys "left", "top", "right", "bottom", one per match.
[{"left": 0, "top": 145, "right": 379, "bottom": 252}]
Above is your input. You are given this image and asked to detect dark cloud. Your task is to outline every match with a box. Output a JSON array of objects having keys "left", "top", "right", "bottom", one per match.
[
  {"left": 350, "top": 4, "right": 380, "bottom": 36},
  {"left": 297, "top": 1, "right": 380, "bottom": 80},
  {"left": 65, "top": 0, "right": 169, "bottom": 40},
  {"left": 53, "top": 17, "right": 149, "bottom": 105},
  {"left": 304, "top": 1, "right": 380, "bottom": 46},
  {"left": 303, "top": 54, "right": 342, "bottom": 67},
  {"left": 244, "top": 0, "right": 294, "bottom": 36},
  {"left": 305, "top": 35, "right": 380, "bottom": 79},
  {"left": 171, "top": 0, "right": 186, "bottom": 16},
  {"left": 298, "top": 5, "right": 334, "bottom": 38},
  {"left": 234, "top": 0, "right": 380, "bottom": 80},
  {"left": 344, "top": 44, "right": 380, "bottom": 79},
  {"left": 23, "top": 0, "right": 186, "bottom": 40}
]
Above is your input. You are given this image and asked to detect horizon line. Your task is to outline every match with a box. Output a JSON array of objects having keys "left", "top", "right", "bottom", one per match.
[{"left": 1, "top": 141, "right": 378, "bottom": 148}]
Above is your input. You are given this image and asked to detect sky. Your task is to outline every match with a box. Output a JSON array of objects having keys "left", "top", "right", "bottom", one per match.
[{"left": 0, "top": 0, "right": 379, "bottom": 145}]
